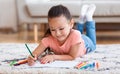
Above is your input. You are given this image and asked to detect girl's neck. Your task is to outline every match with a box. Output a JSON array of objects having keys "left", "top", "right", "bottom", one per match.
[
  {"left": 57, "top": 40, "right": 65, "bottom": 46},
  {"left": 57, "top": 29, "right": 72, "bottom": 46}
]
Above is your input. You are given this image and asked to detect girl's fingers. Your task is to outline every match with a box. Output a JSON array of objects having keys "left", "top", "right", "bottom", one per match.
[
  {"left": 40, "top": 55, "right": 54, "bottom": 64},
  {"left": 27, "top": 54, "right": 37, "bottom": 66},
  {"left": 40, "top": 57, "right": 52, "bottom": 64},
  {"left": 40, "top": 58, "right": 45, "bottom": 64},
  {"left": 33, "top": 54, "right": 37, "bottom": 60},
  {"left": 27, "top": 56, "right": 36, "bottom": 66},
  {"left": 28, "top": 54, "right": 37, "bottom": 61},
  {"left": 40, "top": 57, "right": 48, "bottom": 64},
  {"left": 28, "top": 60, "right": 35, "bottom": 66}
]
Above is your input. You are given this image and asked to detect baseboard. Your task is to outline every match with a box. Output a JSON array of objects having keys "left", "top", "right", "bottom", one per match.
[
  {"left": 0, "top": 28, "right": 14, "bottom": 33},
  {"left": 96, "top": 23, "right": 120, "bottom": 31}
]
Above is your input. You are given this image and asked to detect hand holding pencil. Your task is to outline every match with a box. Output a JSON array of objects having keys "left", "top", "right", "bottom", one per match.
[
  {"left": 13, "top": 55, "right": 37, "bottom": 66},
  {"left": 13, "top": 44, "right": 37, "bottom": 66},
  {"left": 25, "top": 44, "right": 37, "bottom": 66},
  {"left": 27, "top": 54, "right": 37, "bottom": 66}
]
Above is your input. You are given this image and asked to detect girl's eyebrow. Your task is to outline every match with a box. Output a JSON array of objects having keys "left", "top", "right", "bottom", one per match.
[
  {"left": 50, "top": 26, "right": 55, "bottom": 29},
  {"left": 50, "top": 26, "right": 64, "bottom": 29}
]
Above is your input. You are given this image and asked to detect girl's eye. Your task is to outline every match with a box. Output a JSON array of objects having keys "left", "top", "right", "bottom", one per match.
[
  {"left": 59, "top": 28, "right": 64, "bottom": 30},
  {"left": 51, "top": 29, "right": 55, "bottom": 31}
]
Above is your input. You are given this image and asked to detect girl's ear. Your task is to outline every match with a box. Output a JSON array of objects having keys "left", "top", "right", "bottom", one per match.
[{"left": 69, "top": 18, "right": 74, "bottom": 29}]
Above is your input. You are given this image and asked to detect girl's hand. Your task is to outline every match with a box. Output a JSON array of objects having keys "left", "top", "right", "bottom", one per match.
[
  {"left": 27, "top": 54, "right": 37, "bottom": 66},
  {"left": 40, "top": 55, "right": 54, "bottom": 64}
]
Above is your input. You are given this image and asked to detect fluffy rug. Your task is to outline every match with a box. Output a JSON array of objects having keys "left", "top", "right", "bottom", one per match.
[{"left": 0, "top": 43, "right": 120, "bottom": 74}]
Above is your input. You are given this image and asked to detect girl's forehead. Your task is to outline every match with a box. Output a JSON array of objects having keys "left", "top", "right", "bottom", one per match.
[
  {"left": 49, "top": 22, "right": 67, "bottom": 29},
  {"left": 50, "top": 16, "right": 69, "bottom": 23},
  {"left": 49, "top": 15, "right": 69, "bottom": 22},
  {"left": 48, "top": 15, "right": 70, "bottom": 28}
]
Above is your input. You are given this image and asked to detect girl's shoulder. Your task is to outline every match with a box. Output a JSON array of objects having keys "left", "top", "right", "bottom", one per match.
[
  {"left": 41, "top": 35, "right": 54, "bottom": 45},
  {"left": 71, "top": 29, "right": 81, "bottom": 36},
  {"left": 42, "top": 35, "right": 57, "bottom": 43},
  {"left": 67, "top": 29, "right": 81, "bottom": 41},
  {"left": 42, "top": 35, "right": 53, "bottom": 40}
]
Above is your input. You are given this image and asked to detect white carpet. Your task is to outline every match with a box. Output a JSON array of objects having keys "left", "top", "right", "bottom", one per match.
[{"left": 0, "top": 43, "right": 120, "bottom": 74}]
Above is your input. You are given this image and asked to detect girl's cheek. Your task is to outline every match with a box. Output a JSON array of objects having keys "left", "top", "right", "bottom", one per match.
[{"left": 51, "top": 32, "right": 56, "bottom": 37}]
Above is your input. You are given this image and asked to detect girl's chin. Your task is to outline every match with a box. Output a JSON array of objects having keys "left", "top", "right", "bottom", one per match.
[{"left": 57, "top": 38, "right": 65, "bottom": 42}]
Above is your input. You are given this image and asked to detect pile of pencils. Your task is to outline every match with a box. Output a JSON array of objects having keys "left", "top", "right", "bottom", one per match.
[{"left": 74, "top": 61, "right": 99, "bottom": 70}]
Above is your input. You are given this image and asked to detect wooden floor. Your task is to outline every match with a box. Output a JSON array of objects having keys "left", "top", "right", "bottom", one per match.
[
  {"left": 96, "top": 30, "right": 120, "bottom": 44},
  {"left": 0, "top": 30, "right": 120, "bottom": 44}
]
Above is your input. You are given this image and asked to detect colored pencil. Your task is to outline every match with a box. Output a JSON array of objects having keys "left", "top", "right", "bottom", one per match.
[
  {"left": 75, "top": 62, "right": 87, "bottom": 69},
  {"left": 25, "top": 44, "right": 34, "bottom": 58},
  {"left": 14, "top": 59, "right": 27, "bottom": 66}
]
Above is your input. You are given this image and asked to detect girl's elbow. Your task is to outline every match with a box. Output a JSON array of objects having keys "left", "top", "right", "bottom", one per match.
[
  {"left": 70, "top": 55, "right": 79, "bottom": 60},
  {"left": 72, "top": 53, "right": 84, "bottom": 59}
]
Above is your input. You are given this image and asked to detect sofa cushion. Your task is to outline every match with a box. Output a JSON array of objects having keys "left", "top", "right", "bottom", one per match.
[
  {"left": 26, "top": 0, "right": 120, "bottom": 17},
  {"left": 25, "top": 0, "right": 120, "bottom": 23},
  {"left": 82, "top": 1, "right": 120, "bottom": 16},
  {"left": 26, "top": 0, "right": 81, "bottom": 17}
]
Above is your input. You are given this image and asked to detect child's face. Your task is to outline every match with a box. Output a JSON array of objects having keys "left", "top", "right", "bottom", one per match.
[{"left": 48, "top": 15, "right": 73, "bottom": 44}]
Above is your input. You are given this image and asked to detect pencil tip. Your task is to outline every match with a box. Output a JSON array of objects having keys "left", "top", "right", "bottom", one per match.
[{"left": 13, "top": 63, "right": 20, "bottom": 66}]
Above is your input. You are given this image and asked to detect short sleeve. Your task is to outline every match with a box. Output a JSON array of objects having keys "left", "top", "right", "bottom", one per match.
[
  {"left": 71, "top": 30, "right": 83, "bottom": 45},
  {"left": 70, "top": 30, "right": 86, "bottom": 56},
  {"left": 41, "top": 37, "right": 50, "bottom": 48}
]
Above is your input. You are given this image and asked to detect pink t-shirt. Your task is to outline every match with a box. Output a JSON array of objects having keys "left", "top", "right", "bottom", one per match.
[{"left": 41, "top": 29, "right": 86, "bottom": 56}]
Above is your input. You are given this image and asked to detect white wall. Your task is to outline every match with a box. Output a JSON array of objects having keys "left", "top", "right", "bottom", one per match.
[{"left": 0, "top": 0, "right": 17, "bottom": 31}]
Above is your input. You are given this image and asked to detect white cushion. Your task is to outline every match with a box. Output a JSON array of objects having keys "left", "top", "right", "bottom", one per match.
[
  {"left": 26, "top": 0, "right": 120, "bottom": 17},
  {"left": 82, "top": 1, "right": 120, "bottom": 16},
  {"left": 26, "top": 1, "right": 81, "bottom": 17}
]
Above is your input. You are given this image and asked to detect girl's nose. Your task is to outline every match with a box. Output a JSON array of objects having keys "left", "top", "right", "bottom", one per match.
[{"left": 55, "top": 30, "right": 61, "bottom": 37}]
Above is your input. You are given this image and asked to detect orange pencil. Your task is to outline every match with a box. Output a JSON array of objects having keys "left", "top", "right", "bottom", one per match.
[
  {"left": 75, "top": 62, "right": 82, "bottom": 68},
  {"left": 75, "top": 62, "right": 87, "bottom": 69},
  {"left": 14, "top": 59, "right": 28, "bottom": 66},
  {"left": 95, "top": 62, "right": 100, "bottom": 69}
]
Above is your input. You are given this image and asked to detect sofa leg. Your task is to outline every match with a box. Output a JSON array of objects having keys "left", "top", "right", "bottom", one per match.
[
  {"left": 34, "top": 24, "right": 38, "bottom": 43},
  {"left": 22, "top": 23, "right": 28, "bottom": 40}
]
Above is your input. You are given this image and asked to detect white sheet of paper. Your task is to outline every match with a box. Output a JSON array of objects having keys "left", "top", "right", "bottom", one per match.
[{"left": 32, "top": 61, "right": 79, "bottom": 68}]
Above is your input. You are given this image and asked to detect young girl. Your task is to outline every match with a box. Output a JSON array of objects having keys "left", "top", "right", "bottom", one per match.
[{"left": 27, "top": 4, "right": 96, "bottom": 66}]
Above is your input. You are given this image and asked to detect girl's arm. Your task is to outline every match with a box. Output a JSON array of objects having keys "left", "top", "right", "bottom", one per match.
[
  {"left": 27, "top": 42, "right": 46, "bottom": 66},
  {"left": 40, "top": 43, "right": 85, "bottom": 64},
  {"left": 32, "top": 42, "right": 46, "bottom": 57},
  {"left": 53, "top": 42, "right": 83, "bottom": 60}
]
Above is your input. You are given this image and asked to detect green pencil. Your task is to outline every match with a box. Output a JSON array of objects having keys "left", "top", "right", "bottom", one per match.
[{"left": 25, "top": 44, "right": 34, "bottom": 58}]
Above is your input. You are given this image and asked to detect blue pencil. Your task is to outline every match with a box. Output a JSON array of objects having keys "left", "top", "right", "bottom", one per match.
[{"left": 80, "top": 62, "right": 95, "bottom": 70}]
